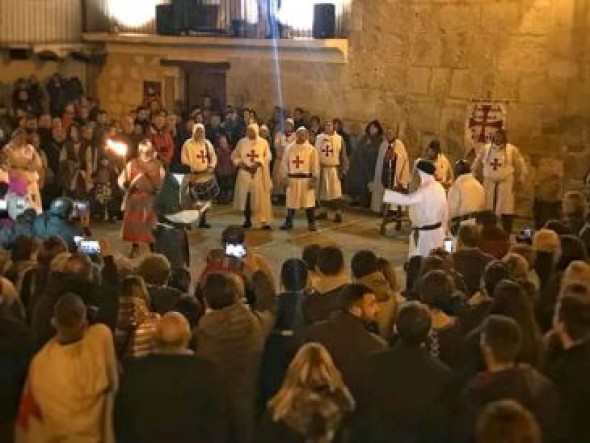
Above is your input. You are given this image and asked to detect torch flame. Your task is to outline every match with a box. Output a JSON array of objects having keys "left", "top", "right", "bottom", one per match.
[{"left": 106, "top": 139, "right": 128, "bottom": 157}]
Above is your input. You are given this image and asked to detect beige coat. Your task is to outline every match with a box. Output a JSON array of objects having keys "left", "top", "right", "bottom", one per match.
[
  {"left": 15, "top": 324, "right": 118, "bottom": 443},
  {"left": 447, "top": 173, "right": 485, "bottom": 220}
]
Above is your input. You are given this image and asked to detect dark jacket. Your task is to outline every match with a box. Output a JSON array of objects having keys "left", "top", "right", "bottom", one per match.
[
  {"left": 259, "top": 291, "right": 306, "bottom": 409},
  {"left": 452, "top": 248, "right": 493, "bottom": 296},
  {"left": 115, "top": 353, "right": 229, "bottom": 443},
  {"left": 305, "top": 311, "right": 387, "bottom": 396},
  {"left": 545, "top": 339, "right": 590, "bottom": 442},
  {"left": 32, "top": 213, "right": 84, "bottom": 251},
  {"left": 147, "top": 285, "right": 183, "bottom": 315},
  {"left": 195, "top": 302, "right": 275, "bottom": 443},
  {"left": 0, "top": 312, "right": 36, "bottom": 442},
  {"left": 302, "top": 285, "right": 346, "bottom": 325},
  {"left": 458, "top": 366, "right": 561, "bottom": 443},
  {"left": 355, "top": 342, "right": 456, "bottom": 443}
]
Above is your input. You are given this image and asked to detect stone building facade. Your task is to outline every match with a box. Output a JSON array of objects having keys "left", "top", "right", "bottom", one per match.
[{"left": 87, "top": 0, "right": 590, "bottom": 211}]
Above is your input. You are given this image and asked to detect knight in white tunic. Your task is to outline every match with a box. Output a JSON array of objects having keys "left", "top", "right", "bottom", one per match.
[
  {"left": 231, "top": 123, "right": 273, "bottom": 229},
  {"left": 426, "top": 140, "right": 453, "bottom": 188},
  {"left": 272, "top": 117, "right": 295, "bottom": 200},
  {"left": 472, "top": 129, "right": 526, "bottom": 233},
  {"left": 280, "top": 127, "right": 320, "bottom": 231},
  {"left": 315, "top": 120, "right": 349, "bottom": 223},
  {"left": 181, "top": 123, "right": 218, "bottom": 228},
  {"left": 447, "top": 160, "right": 485, "bottom": 235},
  {"left": 383, "top": 160, "right": 448, "bottom": 258}
]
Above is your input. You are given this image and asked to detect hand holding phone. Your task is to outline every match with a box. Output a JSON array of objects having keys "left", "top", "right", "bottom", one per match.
[
  {"left": 79, "top": 240, "right": 101, "bottom": 255},
  {"left": 225, "top": 243, "right": 246, "bottom": 259}
]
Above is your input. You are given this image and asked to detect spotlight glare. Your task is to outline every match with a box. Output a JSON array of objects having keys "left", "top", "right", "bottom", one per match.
[{"left": 108, "top": 0, "right": 158, "bottom": 28}]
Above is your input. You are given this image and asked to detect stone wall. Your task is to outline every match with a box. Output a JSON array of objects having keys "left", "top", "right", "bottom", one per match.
[{"left": 94, "top": 0, "right": 590, "bottom": 207}]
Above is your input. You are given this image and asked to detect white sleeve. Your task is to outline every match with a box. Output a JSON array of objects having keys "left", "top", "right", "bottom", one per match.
[
  {"left": 383, "top": 188, "right": 424, "bottom": 206},
  {"left": 207, "top": 140, "right": 217, "bottom": 169}
]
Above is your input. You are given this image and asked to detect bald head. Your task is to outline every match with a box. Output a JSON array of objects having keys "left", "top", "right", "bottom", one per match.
[{"left": 154, "top": 312, "right": 192, "bottom": 352}]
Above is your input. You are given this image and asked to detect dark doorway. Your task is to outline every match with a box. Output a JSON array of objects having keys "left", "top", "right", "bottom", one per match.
[{"left": 162, "top": 60, "right": 229, "bottom": 113}]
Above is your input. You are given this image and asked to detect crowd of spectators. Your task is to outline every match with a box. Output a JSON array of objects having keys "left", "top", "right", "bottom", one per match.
[
  {"left": 0, "top": 72, "right": 590, "bottom": 443},
  {"left": 0, "top": 212, "right": 589, "bottom": 442}
]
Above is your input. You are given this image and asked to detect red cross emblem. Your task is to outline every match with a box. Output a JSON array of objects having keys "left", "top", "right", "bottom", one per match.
[
  {"left": 468, "top": 104, "right": 504, "bottom": 143},
  {"left": 292, "top": 155, "right": 304, "bottom": 169},
  {"left": 322, "top": 143, "right": 334, "bottom": 156},
  {"left": 196, "top": 150, "right": 208, "bottom": 163},
  {"left": 247, "top": 150, "right": 259, "bottom": 163},
  {"left": 489, "top": 158, "right": 503, "bottom": 171}
]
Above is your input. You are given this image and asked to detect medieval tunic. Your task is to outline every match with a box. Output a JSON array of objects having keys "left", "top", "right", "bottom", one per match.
[
  {"left": 3, "top": 143, "right": 43, "bottom": 213},
  {"left": 448, "top": 173, "right": 485, "bottom": 222},
  {"left": 16, "top": 324, "right": 118, "bottom": 443},
  {"left": 118, "top": 157, "right": 165, "bottom": 244},
  {"left": 59, "top": 140, "right": 94, "bottom": 198},
  {"left": 281, "top": 140, "right": 320, "bottom": 210},
  {"left": 272, "top": 131, "right": 295, "bottom": 196},
  {"left": 383, "top": 172, "right": 448, "bottom": 257},
  {"left": 315, "top": 132, "right": 348, "bottom": 201},
  {"left": 473, "top": 143, "right": 526, "bottom": 216},
  {"left": 181, "top": 137, "right": 218, "bottom": 174},
  {"left": 371, "top": 138, "right": 411, "bottom": 213},
  {"left": 232, "top": 132, "right": 273, "bottom": 225}
]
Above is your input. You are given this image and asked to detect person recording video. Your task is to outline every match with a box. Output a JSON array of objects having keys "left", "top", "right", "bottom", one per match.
[{"left": 32, "top": 197, "right": 89, "bottom": 251}]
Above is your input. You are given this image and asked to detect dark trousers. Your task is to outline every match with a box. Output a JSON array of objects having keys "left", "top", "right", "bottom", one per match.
[
  {"left": 286, "top": 208, "right": 315, "bottom": 225},
  {"left": 244, "top": 193, "right": 252, "bottom": 223},
  {"left": 501, "top": 214, "right": 514, "bottom": 234}
]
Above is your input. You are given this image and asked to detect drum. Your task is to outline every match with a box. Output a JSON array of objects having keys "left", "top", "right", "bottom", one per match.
[{"left": 188, "top": 172, "right": 220, "bottom": 202}]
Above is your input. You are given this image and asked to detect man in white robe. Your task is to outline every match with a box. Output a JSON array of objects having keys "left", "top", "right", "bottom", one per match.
[
  {"left": 280, "top": 127, "right": 320, "bottom": 231},
  {"left": 383, "top": 160, "right": 448, "bottom": 257},
  {"left": 181, "top": 123, "right": 218, "bottom": 228},
  {"left": 425, "top": 139, "right": 453, "bottom": 188},
  {"left": 15, "top": 294, "right": 118, "bottom": 443},
  {"left": 447, "top": 160, "right": 485, "bottom": 235},
  {"left": 472, "top": 129, "right": 526, "bottom": 233},
  {"left": 315, "top": 120, "right": 348, "bottom": 223},
  {"left": 232, "top": 123, "right": 273, "bottom": 229}
]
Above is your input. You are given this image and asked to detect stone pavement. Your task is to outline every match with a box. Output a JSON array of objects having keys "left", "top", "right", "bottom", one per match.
[{"left": 92, "top": 203, "right": 411, "bottom": 286}]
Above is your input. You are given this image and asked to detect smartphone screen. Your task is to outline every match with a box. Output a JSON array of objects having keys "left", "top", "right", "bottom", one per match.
[
  {"left": 443, "top": 238, "right": 454, "bottom": 253},
  {"left": 79, "top": 240, "right": 101, "bottom": 255},
  {"left": 74, "top": 200, "right": 88, "bottom": 212},
  {"left": 0, "top": 200, "right": 7, "bottom": 211},
  {"left": 225, "top": 243, "right": 246, "bottom": 259}
]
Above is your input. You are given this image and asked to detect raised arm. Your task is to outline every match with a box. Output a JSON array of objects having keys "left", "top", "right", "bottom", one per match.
[{"left": 383, "top": 188, "right": 424, "bottom": 206}]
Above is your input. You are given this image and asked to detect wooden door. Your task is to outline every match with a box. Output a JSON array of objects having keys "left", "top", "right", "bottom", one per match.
[{"left": 186, "top": 65, "right": 228, "bottom": 112}]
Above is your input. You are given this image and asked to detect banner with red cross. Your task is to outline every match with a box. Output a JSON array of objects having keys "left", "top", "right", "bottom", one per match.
[{"left": 465, "top": 100, "right": 507, "bottom": 157}]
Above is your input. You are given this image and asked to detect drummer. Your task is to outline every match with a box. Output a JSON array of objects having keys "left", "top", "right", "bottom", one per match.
[{"left": 181, "top": 123, "right": 218, "bottom": 228}]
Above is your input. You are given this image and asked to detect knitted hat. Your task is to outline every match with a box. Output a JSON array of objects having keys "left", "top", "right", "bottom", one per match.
[{"left": 532, "top": 229, "right": 560, "bottom": 253}]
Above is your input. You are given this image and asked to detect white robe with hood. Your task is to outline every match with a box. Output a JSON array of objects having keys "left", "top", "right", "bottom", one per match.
[
  {"left": 383, "top": 170, "right": 448, "bottom": 257},
  {"left": 232, "top": 124, "right": 273, "bottom": 225}
]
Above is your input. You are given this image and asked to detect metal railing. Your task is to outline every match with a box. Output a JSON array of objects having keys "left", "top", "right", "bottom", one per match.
[{"left": 86, "top": 0, "right": 349, "bottom": 39}]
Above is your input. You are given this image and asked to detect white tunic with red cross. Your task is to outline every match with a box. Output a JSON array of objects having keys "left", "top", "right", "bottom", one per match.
[
  {"left": 315, "top": 132, "right": 344, "bottom": 200},
  {"left": 281, "top": 141, "right": 320, "bottom": 209},
  {"left": 474, "top": 143, "right": 526, "bottom": 216}
]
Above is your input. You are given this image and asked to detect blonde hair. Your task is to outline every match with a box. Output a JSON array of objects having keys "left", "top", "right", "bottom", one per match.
[
  {"left": 269, "top": 343, "right": 353, "bottom": 422},
  {"left": 121, "top": 275, "right": 150, "bottom": 303},
  {"left": 502, "top": 253, "right": 529, "bottom": 280}
]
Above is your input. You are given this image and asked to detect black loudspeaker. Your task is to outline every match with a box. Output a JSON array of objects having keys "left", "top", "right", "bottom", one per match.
[
  {"left": 156, "top": 4, "right": 175, "bottom": 35},
  {"left": 313, "top": 3, "right": 336, "bottom": 39},
  {"left": 172, "top": 0, "right": 219, "bottom": 34}
]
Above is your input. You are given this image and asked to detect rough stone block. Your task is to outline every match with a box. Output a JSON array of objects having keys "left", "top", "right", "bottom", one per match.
[
  {"left": 430, "top": 68, "right": 452, "bottom": 98},
  {"left": 110, "top": 64, "right": 123, "bottom": 78},
  {"left": 518, "top": 74, "right": 552, "bottom": 104},
  {"left": 480, "top": 2, "right": 521, "bottom": 33},
  {"left": 407, "top": 67, "right": 431, "bottom": 95},
  {"left": 520, "top": 4, "right": 553, "bottom": 35},
  {"left": 497, "top": 36, "right": 550, "bottom": 74},
  {"left": 450, "top": 69, "right": 483, "bottom": 99},
  {"left": 409, "top": 33, "right": 443, "bottom": 67},
  {"left": 406, "top": 98, "right": 441, "bottom": 134},
  {"left": 438, "top": 4, "right": 481, "bottom": 35}
]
